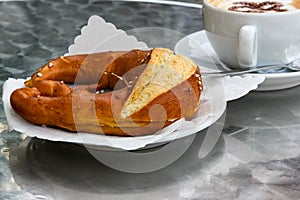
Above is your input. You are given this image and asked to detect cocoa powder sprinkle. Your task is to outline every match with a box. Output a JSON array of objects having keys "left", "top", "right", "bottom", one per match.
[{"left": 229, "top": 1, "right": 288, "bottom": 13}]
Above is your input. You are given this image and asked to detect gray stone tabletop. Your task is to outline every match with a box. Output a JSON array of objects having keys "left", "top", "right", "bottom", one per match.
[{"left": 0, "top": 0, "right": 300, "bottom": 200}]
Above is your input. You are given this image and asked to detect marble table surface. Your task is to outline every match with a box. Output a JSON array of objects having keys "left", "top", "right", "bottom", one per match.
[{"left": 0, "top": 0, "right": 300, "bottom": 200}]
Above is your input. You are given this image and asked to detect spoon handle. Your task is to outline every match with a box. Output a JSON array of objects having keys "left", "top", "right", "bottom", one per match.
[{"left": 202, "top": 65, "right": 287, "bottom": 77}]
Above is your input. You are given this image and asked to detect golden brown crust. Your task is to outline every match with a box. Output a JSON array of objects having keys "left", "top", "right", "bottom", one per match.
[{"left": 10, "top": 48, "right": 202, "bottom": 136}]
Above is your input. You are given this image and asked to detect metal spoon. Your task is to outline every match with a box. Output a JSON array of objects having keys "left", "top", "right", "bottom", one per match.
[{"left": 203, "top": 58, "right": 300, "bottom": 77}]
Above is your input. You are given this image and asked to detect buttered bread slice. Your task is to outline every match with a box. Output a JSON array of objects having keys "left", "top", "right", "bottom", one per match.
[{"left": 121, "top": 48, "right": 200, "bottom": 119}]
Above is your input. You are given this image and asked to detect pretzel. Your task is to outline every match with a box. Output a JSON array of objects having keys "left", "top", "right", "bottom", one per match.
[{"left": 10, "top": 48, "right": 202, "bottom": 136}]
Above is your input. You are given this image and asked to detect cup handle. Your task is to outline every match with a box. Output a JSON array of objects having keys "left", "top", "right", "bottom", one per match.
[{"left": 237, "top": 25, "right": 258, "bottom": 68}]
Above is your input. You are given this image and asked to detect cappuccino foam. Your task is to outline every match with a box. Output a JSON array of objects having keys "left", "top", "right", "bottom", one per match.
[{"left": 207, "top": 0, "right": 300, "bottom": 12}]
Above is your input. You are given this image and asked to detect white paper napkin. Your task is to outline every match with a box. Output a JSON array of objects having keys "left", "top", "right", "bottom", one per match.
[
  {"left": 3, "top": 77, "right": 223, "bottom": 150},
  {"left": 2, "top": 16, "right": 261, "bottom": 150},
  {"left": 66, "top": 15, "right": 148, "bottom": 55}
]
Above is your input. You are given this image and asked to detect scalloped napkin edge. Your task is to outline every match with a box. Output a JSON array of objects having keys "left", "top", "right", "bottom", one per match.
[{"left": 66, "top": 15, "right": 148, "bottom": 55}]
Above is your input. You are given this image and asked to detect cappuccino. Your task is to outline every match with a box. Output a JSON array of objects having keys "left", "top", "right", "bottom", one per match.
[{"left": 207, "top": 0, "right": 300, "bottom": 12}]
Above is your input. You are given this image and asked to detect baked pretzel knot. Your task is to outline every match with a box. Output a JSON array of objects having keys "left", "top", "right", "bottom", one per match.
[{"left": 10, "top": 48, "right": 202, "bottom": 136}]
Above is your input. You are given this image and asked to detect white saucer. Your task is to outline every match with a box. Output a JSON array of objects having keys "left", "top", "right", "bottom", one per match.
[{"left": 175, "top": 30, "right": 300, "bottom": 91}]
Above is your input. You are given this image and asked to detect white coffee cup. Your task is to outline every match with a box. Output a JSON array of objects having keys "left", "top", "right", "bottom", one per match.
[{"left": 203, "top": 0, "right": 300, "bottom": 68}]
